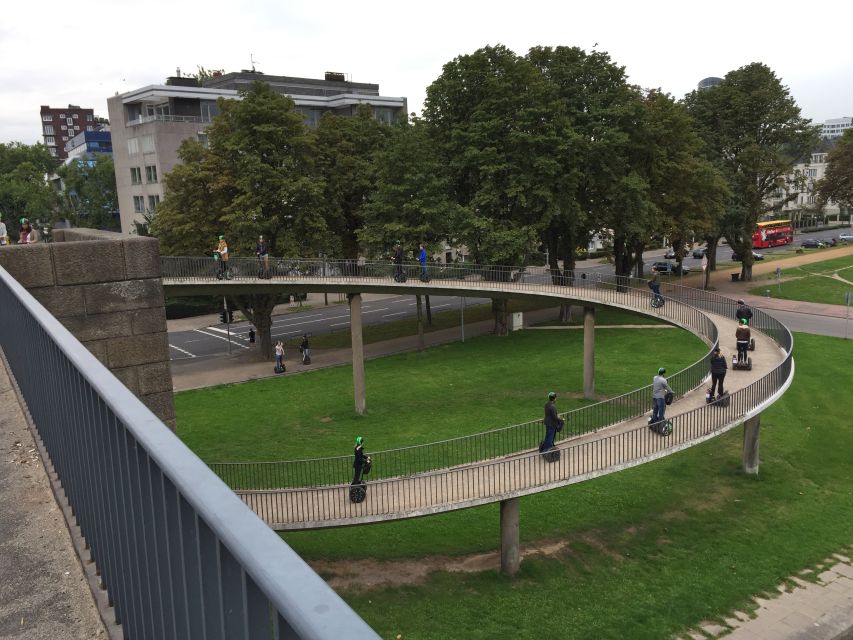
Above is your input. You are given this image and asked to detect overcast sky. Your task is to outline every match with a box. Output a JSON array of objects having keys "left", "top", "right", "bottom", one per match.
[{"left": 2, "top": 0, "right": 851, "bottom": 144}]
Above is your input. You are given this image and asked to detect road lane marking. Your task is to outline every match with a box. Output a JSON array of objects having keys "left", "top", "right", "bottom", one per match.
[
  {"left": 169, "top": 344, "right": 196, "bottom": 357},
  {"left": 193, "top": 328, "right": 250, "bottom": 349},
  {"left": 382, "top": 312, "right": 407, "bottom": 318}
]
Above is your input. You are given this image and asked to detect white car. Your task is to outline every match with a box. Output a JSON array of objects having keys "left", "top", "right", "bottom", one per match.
[{"left": 839, "top": 233, "right": 853, "bottom": 242}]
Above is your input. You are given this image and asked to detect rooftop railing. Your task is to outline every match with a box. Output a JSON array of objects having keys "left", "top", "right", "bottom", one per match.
[{"left": 0, "top": 265, "right": 379, "bottom": 639}]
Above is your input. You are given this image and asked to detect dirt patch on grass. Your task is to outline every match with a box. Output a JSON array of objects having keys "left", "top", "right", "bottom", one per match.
[{"left": 309, "top": 538, "right": 571, "bottom": 591}]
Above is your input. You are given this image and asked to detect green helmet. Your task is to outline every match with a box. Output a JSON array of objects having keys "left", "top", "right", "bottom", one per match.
[
  {"left": 355, "top": 436, "right": 363, "bottom": 445},
  {"left": 658, "top": 367, "right": 666, "bottom": 375},
  {"left": 218, "top": 235, "right": 225, "bottom": 240},
  {"left": 548, "top": 391, "right": 556, "bottom": 400},
  {"left": 741, "top": 318, "right": 748, "bottom": 325}
]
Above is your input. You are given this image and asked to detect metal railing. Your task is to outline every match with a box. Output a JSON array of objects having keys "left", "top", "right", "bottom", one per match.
[
  {"left": 160, "top": 257, "right": 742, "bottom": 489},
  {"left": 127, "top": 114, "right": 210, "bottom": 127},
  {"left": 0, "top": 266, "right": 378, "bottom": 639}
]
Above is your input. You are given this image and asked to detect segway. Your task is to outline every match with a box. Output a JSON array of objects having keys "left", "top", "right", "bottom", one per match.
[
  {"left": 541, "top": 446, "right": 561, "bottom": 463},
  {"left": 349, "top": 457, "right": 371, "bottom": 503},
  {"left": 648, "top": 417, "right": 673, "bottom": 436},
  {"left": 274, "top": 362, "right": 286, "bottom": 374},
  {"left": 706, "top": 390, "right": 731, "bottom": 407},
  {"left": 393, "top": 268, "right": 407, "bottom": 283},
  {"left": 419, "top": 271, "right": 430, "bottom": 283},
  {"left": 749, "top": 337, "right": 756, "bottom": 351},
  {"left": 733, "top": 352, "right": 752, "bottom": 371},
  {"left": 650, "top": 294, "right": 664, "bottom": 308}
]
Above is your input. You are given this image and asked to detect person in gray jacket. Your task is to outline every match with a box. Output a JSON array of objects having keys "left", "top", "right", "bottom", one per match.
[{"left": 651, "top": 367, "right": 673, "bottom": 424}]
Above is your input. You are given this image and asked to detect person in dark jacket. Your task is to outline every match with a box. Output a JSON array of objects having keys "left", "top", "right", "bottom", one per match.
[
  {"left": 539, "top": 392, "right": 564, "bottom": 452},
  {"left": 300, "top": 334, "right": 311, "bottom": 364},
  {"left": 735, "top": 299, "right": 753, "bottom": 325},
  {"left": 393, "top": 243, "right": 404, "bottom": 281},
  {"left": 709, "top": 347, "right": 727, "bottom": 398},
  {"left": 352, "top": 436, "right": 366, "bottom": 485}
]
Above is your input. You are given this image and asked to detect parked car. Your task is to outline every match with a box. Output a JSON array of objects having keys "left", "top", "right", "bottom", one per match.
[
  {"left": 801, "top": 239, "right": 826, "bottom": 249},
  {"left": 838, "top": 232, "right": 853, "bottom": 242},
  {"left": 664, "top": 249, "right": 677, "bottom": 259},
  {"left": 731, "top": 250, "right": 765, "bottom": 261},
  {"left": 692, "top": 247, "right": 707, "bottom": 259},
  {"left": 651, "top": 261, "right": 690, "bottom": 275}
]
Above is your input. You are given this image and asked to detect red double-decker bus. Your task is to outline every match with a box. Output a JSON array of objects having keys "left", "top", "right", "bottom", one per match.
[{"left": 753, "top": 220, "right": 794, "bottom": 249}]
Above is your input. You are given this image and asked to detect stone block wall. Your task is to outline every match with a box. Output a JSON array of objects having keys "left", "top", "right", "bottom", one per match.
[{"left": 0, "top": 230, "right": 175, "bottom": 429}]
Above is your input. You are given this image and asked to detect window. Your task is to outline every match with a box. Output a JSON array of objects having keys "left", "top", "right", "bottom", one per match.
[
  {"left": 72, "top": 113, "right": 78, "bottom": 119},
  {"left": 197, "top": 132, "right": 209, "bottom": 147},
  {"left": 42, "top": 114, "right": 53, "bottom": 122},
  {"left": 45, "top": 136, "right": 55, "bottom": 145},
  {"left": 148, "top": 195, "right": 160, "bottom": 210},
  {"left": 145, "top": 165, "right": 158, "bottom": 183},
  {"left": 61, "top": 136, "right": 68, "bottom": 141},
  {"left": 48, "top": 147, "right": 57, "bottom": 156},
  {"left": 130, "top": 167, "right": 142, "bottom": 184},
  {"left": 44, "top": 125, "right": 54, "bottom": 135},
  {"left": 67, "top": 118, "right": 73, "bottom": 125},
  {"left": 86, "top": 126, "right": 93, "bottom": 131},
  {"left": 86, "top": 114, "right": 93, "bottom": 122},
  {"left": 127, "top": 138, "right": 139, "bottom": 155},
  {"left": 61, "top": 124, "right": 67, "bottom": 130},
  {"left": 140, "top": 135, "right": 155, "bottom": 153},
  {"left": 59, "top": 113, "right": 65, "bottom": 119},
  {"left": 133, "top": 196, "right": 145, "bottom": 213}
]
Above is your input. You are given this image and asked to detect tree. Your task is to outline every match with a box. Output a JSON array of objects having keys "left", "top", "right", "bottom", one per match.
[
  {"left": 359, "top": 118, "right": 465, "bottom": 258},
  {"left": 57, "top": 155, "right": 120, "bottom": 231},
  {"left": 423, "top": 44, "right": 562, "bottom": 268},
  {"left": 152, "top": 82, "right": 326, "bottom": 359},
  {"left": 0, "top": 142, "right": 60, "bottom": 235},
  {"left": 314, "top": 105, "right": 389, "bottom": 259},
  {"left": 685, "top": 63, "right": 819, "bottom": 281},
  {"left": 816, "top": 128, "right": 853, "bottom": 212}
]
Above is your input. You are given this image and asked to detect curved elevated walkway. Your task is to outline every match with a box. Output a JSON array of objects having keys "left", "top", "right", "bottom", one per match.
[{"left": 162, "top": 258, "right": 794, "bottom": 531}]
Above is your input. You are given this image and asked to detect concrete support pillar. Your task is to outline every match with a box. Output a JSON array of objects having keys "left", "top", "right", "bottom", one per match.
[
  {"left": 416, "top": 295, "right": 425, "bottom": 351},
  {"left": 742, "top": 414, "right": 760, "bottom": 475},
  {"left": 583, "top": 306, "right": 595, "bottom": 400},
  {"left": 500, "top": 498, "right": 520, "bottom": 576},
  {"left": 349, "top": 293, "right": 366, "bottom": 415}
]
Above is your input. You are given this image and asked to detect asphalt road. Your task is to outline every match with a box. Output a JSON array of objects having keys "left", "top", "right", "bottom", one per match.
[
  {"left": 168, "top": 294, "right": 493, "bottom": 360},
  {"left": 167, "top": 227, "right": 852, "bottom": 360}
]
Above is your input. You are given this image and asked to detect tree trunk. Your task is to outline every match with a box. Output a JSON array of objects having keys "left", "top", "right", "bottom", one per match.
[
  {"left": 706, "top": 236, "right": 720, "bottom": 271},
  {"left": 558, "top": 304, "right": 573, "bottom": 323},
  {"left": 231, "top": 293, "right": 280, "bottom": 360},
  {"left": 492, "top": 298, "right": 509, "bottom": 336},
  {"left": 425, "top": 295, "right": 432, "bottom": 325}
]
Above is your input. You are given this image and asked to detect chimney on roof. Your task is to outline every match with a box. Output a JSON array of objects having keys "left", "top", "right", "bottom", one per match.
[{"left": 325, "top": 71, "right": 346, "bottom": 82}]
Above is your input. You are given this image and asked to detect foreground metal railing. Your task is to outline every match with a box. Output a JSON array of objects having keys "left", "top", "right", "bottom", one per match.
[{"left": 0, "top": 266, "right": 378, "bottom": 639}]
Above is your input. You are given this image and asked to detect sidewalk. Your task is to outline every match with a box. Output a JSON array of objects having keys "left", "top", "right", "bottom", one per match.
[{"left": 0, "top": 354, "right": 107, "bottom": 639}]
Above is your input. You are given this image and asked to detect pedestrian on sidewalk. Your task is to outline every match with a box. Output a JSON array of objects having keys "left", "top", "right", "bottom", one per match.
[
  {"left": 274, "top": 340, "right": 285, "bottom": 372},
  {"left": 736, "top": 299, "right": 753, "bottom": 325},
  {"left": 735, "top": 319, "right": 751, "bottom": 364},
  {"left": 300, "top": 334, "right": 311, "bottom": 364},
  {"left": 651, "top": 367, "right": 673, "bottom": 424},
  {"left": 709, "top": 347, "right": 727, "bottom": 399},
  {"left": 393, "top": 243, "right": 404, "bottom": 282},
  {"left": 539, "top": 391, "right": 564, "bottom": 452}
]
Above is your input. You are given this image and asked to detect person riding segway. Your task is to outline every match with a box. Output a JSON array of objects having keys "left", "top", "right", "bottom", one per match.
[
  {"left": 736, "top": 300, "right": 756, "bottom": 350},
  {"left": 649, "top": 367, "right": 674, "bottom": 435},
  {"left": 350, "top": 436, "right": 370, "bottom": 503},
  {"left": 539, "top": 391, "right": 564, "bottom": 462},
  {"left": 734, "top": 319, "right": 752, "bottom": 370}
]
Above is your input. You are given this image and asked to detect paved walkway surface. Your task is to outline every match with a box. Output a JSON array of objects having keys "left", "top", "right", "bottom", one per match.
[{"left": 0, "top": 354, "right": 107, "bottom": 639}]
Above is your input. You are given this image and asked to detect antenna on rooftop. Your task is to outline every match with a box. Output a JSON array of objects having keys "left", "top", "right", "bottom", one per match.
[{"left": 250, "top": 54, "right": 259, "bottom": 72}]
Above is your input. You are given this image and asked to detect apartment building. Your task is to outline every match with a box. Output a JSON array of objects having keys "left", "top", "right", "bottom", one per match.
[
  {"left": 822, "top": 117, "right": 852, "bottom": 140},
  {"left": 40, "top": 104, "right": 96, "bottom": 161},
  {"left": 769, "top": 152, "right": 847, "bottom": 226},
  {"left": 108, "top": 71, "right": 407, "bottom": 235}
]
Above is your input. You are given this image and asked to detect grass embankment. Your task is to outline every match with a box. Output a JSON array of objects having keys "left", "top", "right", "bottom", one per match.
[
  {"left": 276, "top": 333, "right": 852, "bottom": 639},
  {"left": 176, "top": 325, "right": 701, "bottom": 464},
  {"left": 748, "top": 253, "right": 853, "bottom": 305}
]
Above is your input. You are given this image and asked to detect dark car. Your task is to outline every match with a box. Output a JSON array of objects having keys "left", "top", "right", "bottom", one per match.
[
  {"left": 651, "top": 261, "right": 690, "bottom": 275},
  {"left": 731, "top": 250, "right": 765, "bottom": 261},
  {"left": 801, "top": 239, "right": 826, "bottom": 249},
  {"left": 692, "top": 247, "right": 707, "bottom": 259}
]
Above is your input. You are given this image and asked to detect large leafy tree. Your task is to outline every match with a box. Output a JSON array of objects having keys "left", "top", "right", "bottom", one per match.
[
  {"left": 685, "top": 63, "right": 819, "bottom": 280},
  {"left": 0, "top": 142, "right": 59, "bottom": 235},
  {"left": 57, "top": 154, "right": 120, "bottom": 231},
  {"left": 315, "top": 105, "right": 389, "bottom": 259},
  {"left": 359, "top": 118, "right": 465, "bottom": 259},
  {"left": 816, "top": 128, "right": 853, "bottom": 213},
  {"left": 152, "top": 81, "right": 326, "bottom": 358},
  {"left": 423, "top": 44, "right": 562, "bottom": 269}
]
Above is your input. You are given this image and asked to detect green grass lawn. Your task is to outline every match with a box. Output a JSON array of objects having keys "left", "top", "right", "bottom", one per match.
[
  {"left": 748, "top": 252, "right": 853, "bottom": 304},
  {"left": 274, "top": 333, "right": 852, "bottom": 639},
  {"left": 176, "top": 326, "right": 704, "bottom": 464}
]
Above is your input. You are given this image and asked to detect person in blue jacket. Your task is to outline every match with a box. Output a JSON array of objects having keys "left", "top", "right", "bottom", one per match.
[{"left": 418, "top": 244, "right": 428, "bottom": 280}]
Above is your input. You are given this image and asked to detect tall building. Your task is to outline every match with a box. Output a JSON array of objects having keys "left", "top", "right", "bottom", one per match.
[
  {"left": 40, "top": 104, "right": 96, "bottom": 161},
  {"left": 822, "top": 117, "right": 852, "bottom": 140},
  {"left": 64, "top": 128, "right": 112, "bottom": 164},
  {"left": 767, "top": 152, "right": 848, "bottom": 226},
  {"left": 697, "top": 77, "right": 723, "bottom": 91},
  {"left": 108, "top": 71, "right": 407, "bottom": 234}
]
